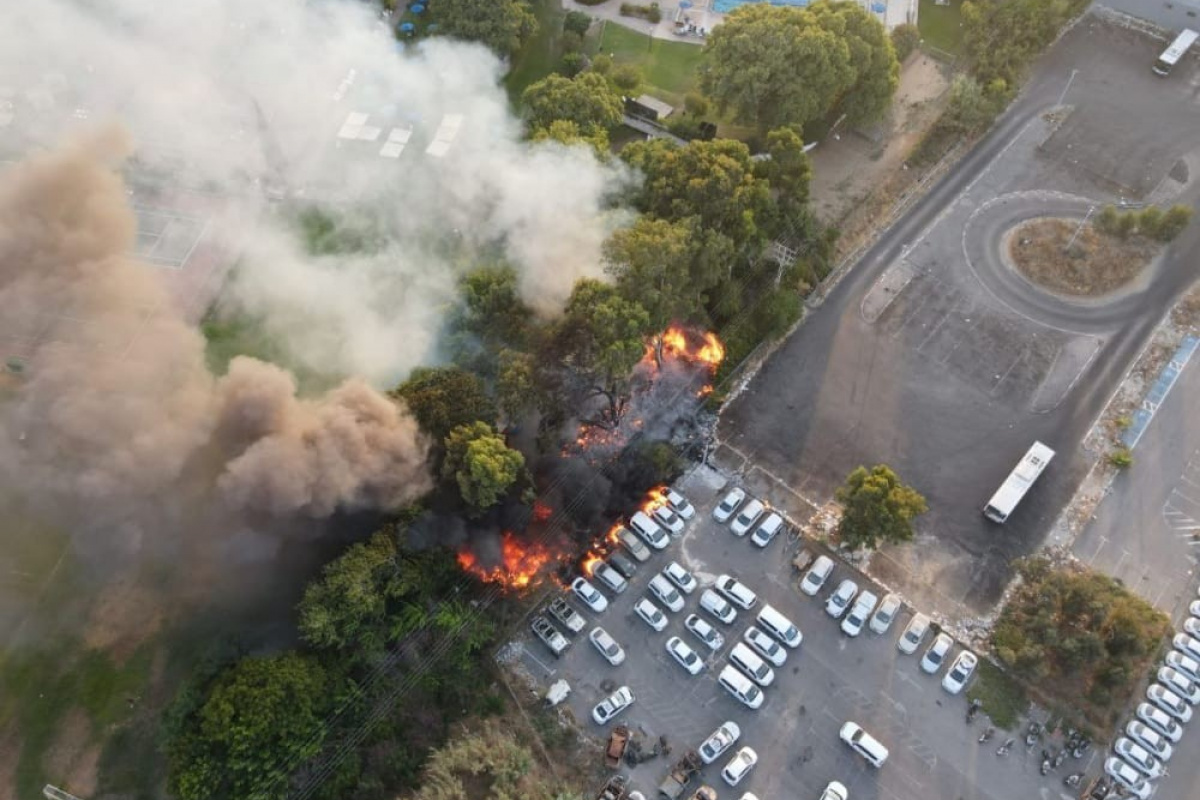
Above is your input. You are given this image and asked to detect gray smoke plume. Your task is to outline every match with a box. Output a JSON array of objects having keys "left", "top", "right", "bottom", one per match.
[
  {"left": 0, "top": 132, "right": 432, "bottom": 535},
  {"left": 0, "top": 0, "right": 632, "bottom": 385}
]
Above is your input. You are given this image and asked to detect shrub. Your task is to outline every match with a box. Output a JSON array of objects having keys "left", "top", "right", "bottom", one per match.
[
  {"left": 611, "top": 64, "right": 642, "bottom": 93},
  {"left": 1108, "top": 448, "right": 1133, "bottom": 468},
  {"left": 1156, "top": 204, "right": 1193, "bottom": 242},
  {"left": 891, "top": 23, "right": 921, "bottom": 62},
  {"left": 683, "top": 92, "right": 709, "bottom": 117},
  {"left": 563, "top": 10, "right": 593, "bottom": 36},
  {"left": 591, "top": 53, "right": 613, "bottom": 75},
  {"left": 560, "top": 52, "right": 586, "bottom": 77},
  {"left": 620, "top": 2, "right": 662, "bottom": 23},
  {"left": 561, "top": 29, "right": 584, "bottom": 53},
  {"left": 1136, "top": 206, "right": 1163, "bottom": 239}
]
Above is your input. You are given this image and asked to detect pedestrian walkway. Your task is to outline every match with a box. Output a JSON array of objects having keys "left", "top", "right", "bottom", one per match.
[{"left": 563, "top": 0, "right": 718, "bottom": 43}]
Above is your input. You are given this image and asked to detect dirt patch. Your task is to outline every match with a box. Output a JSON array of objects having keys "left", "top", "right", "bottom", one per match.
[
  {"left": 1172, "top": 280, "right": 1200, "bottom": 331},
  {"left": 82, "top": 575, "right": 165, "bottom": 661},
  {"left": 1007, "top": 218, "right": 1160, "bottom": 297},
  {"left": 40, "top": 708, "right": 100, "bottom": 797},
  {"left": 810, "top": 55, "right": 953, "bottom": 229}
]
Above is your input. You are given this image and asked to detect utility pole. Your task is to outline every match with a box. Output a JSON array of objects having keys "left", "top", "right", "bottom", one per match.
[{"left": 1064, "top": 204, "right": 1095, "bottom": 254}]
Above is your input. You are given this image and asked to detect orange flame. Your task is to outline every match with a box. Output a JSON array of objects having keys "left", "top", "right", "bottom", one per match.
[
  {"left": 641, "top": 485, "right": 669, "bottom": 514},
  {"left": 456, "top": 532, "right": 554, "bottom": 590},
  {"left": 605, "top": 521, "right": 624, "bottom": 545},
  {"left": 532, "top": 500, "right": 553, "bottom": 523},
  {"left": 581, "top": 552, "right": 603, "bottom": 576},
  {"left": 647, "top": 325, "right": 726, "bottom": 371}
]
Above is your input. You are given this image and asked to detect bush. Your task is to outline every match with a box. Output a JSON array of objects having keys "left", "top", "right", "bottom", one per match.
[
  {"left": 1156, "top": 204, "right": 1193, "bottom": 242},
  {"left": 591, "top": 53, "right": 613, "bottom": 75},
  {"left": 620, "top": 2, "right": 662, "bottom": 23},
  {"left": 683, "top": 92, "right": 709, "bottom": 117},
  {"left": 666, "top": 114, "right": 707, "bottom": 141},
  {"left": 561, "top": 29, "right": 584, "bottom": 54},
  {"left": 891, "top": 23, "right": 921, "bottom": 62},
  {"left": 1136, "top": 206, "right": 1163, "bottom": 240},
  {"left": 1108, "top": 448, "right": 1133, "bottom": 468},
  {"left": 1094, "top": 205, "right": 1120, "bottom": 236}
]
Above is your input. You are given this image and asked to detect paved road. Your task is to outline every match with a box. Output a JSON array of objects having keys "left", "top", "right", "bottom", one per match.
[{"left": 717, "top": 17, "right": 1200, "bottom": 616}]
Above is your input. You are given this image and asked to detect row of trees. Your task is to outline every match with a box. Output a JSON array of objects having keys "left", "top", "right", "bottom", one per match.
[{"left": 1094, "top": 204, "right": 1193, "bottom": 243}]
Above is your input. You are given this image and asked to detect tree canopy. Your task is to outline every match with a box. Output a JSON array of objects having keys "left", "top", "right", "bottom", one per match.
[
  {"left": 529, "top": 118, "right": 610, "bottom": 156},
  {"left": 166, "top": 653, "right": 331, "bottom": 800},
  {"left": 621, "top": 137, "right": 773, "bottom": 246},
  {"left": 835, "top": 464, "right": 927, "bottom": 550},
  {"left": 962, "top": 0, "right": 1089, "bottom": 87},
  {"left": 429, "top": 0, "right": 537, "bottom": 58},
  {"left": 298, "top": 529, "right": 403, "bottom": 653},
  {"left": 603, "top": 216, "right": 728, "bottom": 330},
  {"left": 700, "top": 1, "right": 896, "bottom": 132},
  {"left": 521, "top": 72, "right": 624, "bottom": 139},
  {"left": 392, "top": 366, "right": 497, "bottom": 443},
  {"left": 442, "top": 421, "right": 526, "bottom": 513}
]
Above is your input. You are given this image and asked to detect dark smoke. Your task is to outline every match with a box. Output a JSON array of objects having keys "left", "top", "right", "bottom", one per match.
[{"left": 0, "top": 131, "right": 432, "bottom": 543}]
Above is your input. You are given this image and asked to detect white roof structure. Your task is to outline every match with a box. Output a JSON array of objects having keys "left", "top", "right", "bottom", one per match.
[
  {"left": 379, "top": 125, "right": 413, "bottom": 158},
  {"left": 337, "top": 111, "right": 369, "bottom": 139},
  {"left": 425, "top": 113, "right": 463, "bottom": 158}
]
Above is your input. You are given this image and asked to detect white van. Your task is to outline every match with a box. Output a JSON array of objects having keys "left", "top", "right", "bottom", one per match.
[
  {"left": 718, "top": 665, "right": 764, "bottom": 709},
  {"left": 840, "top": 721, "right": 888, "bottom": 767},
  {"left": 729, "top": 643, "right": 775, "bottom": 687},
  {"left": 756, "top": 604, "right": 803, "bottom": 648},
  {"left": 629, "top": 511, "right": 670, "bottom": 550}
]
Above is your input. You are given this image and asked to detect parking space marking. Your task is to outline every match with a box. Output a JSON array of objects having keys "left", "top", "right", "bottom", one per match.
[{"left": 521, "top": 644, "right": 556, "bottom": 676}]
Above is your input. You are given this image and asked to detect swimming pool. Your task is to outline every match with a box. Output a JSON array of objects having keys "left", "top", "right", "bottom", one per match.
[{"left": 711, "top": 0, "right": 811, "bottom": 14}]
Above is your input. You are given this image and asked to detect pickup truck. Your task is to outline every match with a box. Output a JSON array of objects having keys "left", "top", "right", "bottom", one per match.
[
  {"left": 596, "top": 774, "right": 629, "bottom": 800},
  {"left": 657, "top": 750, "right": 701, "bottom": 799},
  {"left": 531, "top": 615, "right": 570, "bottom": 657},
  {"left": 605, "top": 725, "right": 630, "bottom": 768},
  {"left": 548, "top": 597, "right": 586, "bottom": 634}
]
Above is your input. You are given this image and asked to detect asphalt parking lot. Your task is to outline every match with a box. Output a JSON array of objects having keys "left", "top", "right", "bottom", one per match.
[{"left": 515, "top": 468, "right": 1069, "bottom": 800}]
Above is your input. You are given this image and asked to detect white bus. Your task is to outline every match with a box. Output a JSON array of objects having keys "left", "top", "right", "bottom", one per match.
[
  {"left": 1153, "top": 28, "right": 1198, "bottom": 76},
  {"left": 983, "top": 441, "right": 1055, "bottom": 523}
]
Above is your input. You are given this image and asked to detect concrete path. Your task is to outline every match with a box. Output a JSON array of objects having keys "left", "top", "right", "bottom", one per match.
[{"left": 563, "top": 0, "right": 717, "bottom": 44}]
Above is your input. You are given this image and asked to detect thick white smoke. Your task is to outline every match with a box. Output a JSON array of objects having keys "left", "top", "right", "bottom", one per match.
[{"left": 1, "top": 0, "right": 631, "bottom": 384}]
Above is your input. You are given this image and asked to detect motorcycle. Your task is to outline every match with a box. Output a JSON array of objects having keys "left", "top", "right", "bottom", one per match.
[
  {"left": 1064, "top": 772, "right": 1083, "bottom": 788},
  {"left": 996, "top": 738, "right": 1015, "bottom": 757},
  {"left": 966, "top": 699, "right": 982, "bottom": 723},
  {"left": 978, "top": 726, "right": 995, "bottom": 744},
  {"left": 1071, "top": 739, "right": 1090, "bottom": 758},
  {"left": 1040, "top": 754, "right": 1052, "bottom": 776},
  {"left": 1053, "top": 748, "right": 1066, "bottom": 769},
  {"left": 1025, "top": 721, "right": 1043, "bottom": 748}
]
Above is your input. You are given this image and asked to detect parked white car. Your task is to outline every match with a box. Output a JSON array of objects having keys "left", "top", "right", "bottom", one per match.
[
  {"left": 717, "top": 665, "right": 763, "bottom": 709},
  {"left": 1125, "top": 719, "right": 1174, "bottom": 761},
  {"left": 743, "top": 626, "right": 787, "bottom": 667},
  {"left": 1185, "top": 617, "right": 1200, "bottom": 639},
  {"left": 825, "top": 579, "right": 858, "bottom": 619},
  {"left": 634, "top": 598, "right": 668, "bottom": 632},
  {"left": 649, "top": 574, "right": 686, "bottom": 612},
  {"left": 941, "top": 650, "right": 977, "bottom": 694},
  {"left": 1158, "top": 666, "right": 1200, "bottom": 704},
  {"left": 1113, "top": 737, "right": 1163, "bottom": 778},
  {"left": 629, "top": 511, "right": 670, "bottom": 551},
  {"left": 819, "top": 782, "right": 848, "bottom": 800},
  {"left": 921, "top": 632, "right": 953, "bottom": 674},
  {"left": 1173, "top": 632, "right": 1200, "bottom": 661},
  {"left": 1166, "top": 650, "right": 1200, "bottom": 682},
  {"left": 698, "top": 721, "right": 741, "bottom": 764},
  {"left": 685, "top": 613, "right": 725, "bottom": 651},
  {"left": 592, "top": 685, "right": 634, "bottom": 725},
  {"left": 592, "top": 561, "right": 627, "bottom": 595},
  {"left": 714, "top": 488, "right": 746, "bottom": 523},
  {"left": 666, "top": 488, "right": 695, "bottom": 519},
  {"left": 652, "top": 503, "right": 686, "bottom": 535},
  {"left": 801, "top": 555, "right": 834, "bottom": 596},
  {"left": 841, "top": 590, "right": 878, "bottom": 637},
  {"left": 721, "top": 746, "right": 758, "bottom": 786},
  {"left": 1136, "top": 702, "right": 1183, "bottom": 742},
  {"left": 897, "top": 613, "right": 930, "bottom": 654},
  {"left": 729, "top": 642, "right": 775, "bottom": 687},
  {"left": 664, "top": 561, "right": 698, "bottom": 594},
  {"left": 571, "top": 577, "right": 608, "bottom": 613},
  {"left": 1104, "top": 757, "right": 1152, "bottom": 800},
  {"left": 666, "top": 635, "right": 705, "bottom": 675},
  {"left": 730, "top": 499, "right": 765, "bottom": 536},
  {"left": 870, "top": 594, "right": 901, "bottom": 634},
  {"left": 716, "top": 574, "right": 758, "bottom": 610},
  {"left": 589, "top": 627, "right": 626, "bottom": 666},
  {"left": 750, "top": 512, "right": 784, "bottom": 547},
  {"left": 701, "top": 588, "right": 738, "bottom": 624},
  {"left": 1148, "top": 683, "right": 1193, "bottom": 722}
]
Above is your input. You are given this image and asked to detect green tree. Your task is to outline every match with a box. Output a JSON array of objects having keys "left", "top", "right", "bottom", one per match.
[
  {"left": 496, "top": 348, "right": 538, "bottom": 422},
  {"left": 392, "top": 367, "right": 496, "bottom": 443},
  {"left": 943, "top": 75, "right": 1008, "bottom": 134},
  {"left": 165, "top": 653, "right": 331, "bottom": 800},
  {"left": 808, "top": 0, "right": 898, "bottom": 126},
  {"left": 1156, "top": 204, "right": 1193, "bottom": 241},
  {"left": 621, "top": 137, "right": 774, "bottom": 245},
  {"left": 1136, "top": 206, "right": 1164, "bottom": 239},
  {"left": 529, "top": 118, "right": 610, "bottom": 155},
  {"left": 522, "top": 72, "right": 623, "bottom": 138},
  {"left": 760, "top": 127, "right": 813, "bottom": 208},
  {"left": 564, "top": 10, "right": 592, "bottom": 36},
  {"left": 591, "top": 53, "right": 614, "bottom": 75},
  {"left": 611, "top": 64, "right": 642, "bottom": 94},
  {"left": 297, "top": 529, "right": 402, "bottom": 652},
  {"left": 891, "top": 22, "right": 921, "bottom": 62},
  {"left": 1094, "top": 204, "right": 1120, "bottom": 236},
  {"left": 442, "top": 421, "right": 526, "bottom": 513},
  {"left": 835, "top": 464, "right": 928, "bottom": 550},
  {"left": 560, "top": 51, "right": 586, "bottom": 77},
  {"left": 962, "top": 0, "right": 1088, "bottom": 87},
  {"left": 603, "top": 217, "right": 727, "bottom": 330},
  {"left": 556, "top": 279, "right": 652, "bottom": 426},
  {"left": 429, "top": 0, "right": 537, "bottom": 57}
]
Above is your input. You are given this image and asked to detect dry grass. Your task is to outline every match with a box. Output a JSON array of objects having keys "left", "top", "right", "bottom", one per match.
[
  {"left": 1009, "top": 219, "right": 1159, "bottom": 297},
  {"left": 1171, "top": 281, "right": 1200, "bottom": 331}
]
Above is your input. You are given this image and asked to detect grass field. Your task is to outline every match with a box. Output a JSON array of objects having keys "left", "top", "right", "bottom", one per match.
[
  {"left": 505, "top": 0, "right": 568, "bottom": 100},
  {"left": 967, "top": 658, "right": 1030, "bottom": 730},
  {"left": 595, "top": 21, "right": 705, "bottom": 106},
  {"left": 918, "top": 0, "right": 966, "bottom": 56}
]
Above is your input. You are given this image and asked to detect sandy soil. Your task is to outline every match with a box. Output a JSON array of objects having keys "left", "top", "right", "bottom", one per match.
[
  {"left": 41, "top": 709, "right": 100, "bottom": 799},
  {"left": 1008, "top": 218, "right": 1159, "bottom": 297},
  {"left": 810, "top": 55, "right": 953, "bottom": 227},
  {"left": 82, "top": 574, "right": 165, "bottom": 660}
]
